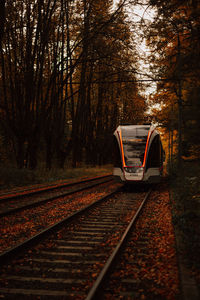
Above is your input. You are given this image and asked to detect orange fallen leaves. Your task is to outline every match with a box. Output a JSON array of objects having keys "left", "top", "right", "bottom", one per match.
[
  {"left": 140, "top": 185, "right": 180, "bottom": 299},
  {"left": 110, "top": 183, "right": 180, "bottom": 299},
  {"left": 0, "top": 182, "right": 120, "bottom": 253}
]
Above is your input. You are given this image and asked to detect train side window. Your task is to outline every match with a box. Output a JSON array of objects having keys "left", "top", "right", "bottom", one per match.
[
  {"left": 146, "top": 135, "right": 161, "bottom": 169},
  {"left": 113, "top": 136, "right": 122, "bottom": 168}
]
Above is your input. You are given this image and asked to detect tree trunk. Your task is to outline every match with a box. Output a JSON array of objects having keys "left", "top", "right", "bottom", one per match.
[
  {"left": 0, "top": 0, "right": 5, "bottom": 44},
  {"left": 16, "top": 139, "right": 25, "bottom": 169},
  {"left": 177, "top": 34, "right": 183, "bottom": 167},
  {"left": 28, "top": 136, "right": 38, "bottom": 170}
]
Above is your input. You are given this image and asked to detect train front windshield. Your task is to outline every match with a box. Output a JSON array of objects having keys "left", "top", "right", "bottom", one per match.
[{"left": 121, "top": 127, "right": 149, "bottom": 166}]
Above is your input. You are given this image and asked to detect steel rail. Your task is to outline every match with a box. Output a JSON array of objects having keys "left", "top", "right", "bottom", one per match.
[
  {"left": 0, "top": 187, "right": 122, "bottom": 265},
  {"left": 85, "top": 189, "right": 152, "bottom": 300},
  {"left": 0, "top": 176, "right": 113, "bottom": 217}
]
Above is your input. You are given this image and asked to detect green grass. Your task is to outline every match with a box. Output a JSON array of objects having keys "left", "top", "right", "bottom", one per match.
[{"left": 0, "top": 164, "right": 113, "bottom": 190}]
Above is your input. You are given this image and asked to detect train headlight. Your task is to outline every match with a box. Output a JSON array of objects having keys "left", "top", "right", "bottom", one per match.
[
  {"left": 135, "top": 167, "right": 144, "bottom": 174},
  {"left": 124, "top": 167, "right": 144, "bottom": 174},
  {"left": 124, "top": 167, "right": 135, "bottom": 173},
  {"left": 124, "top": 168, "right": 130, "bottom": 173}
]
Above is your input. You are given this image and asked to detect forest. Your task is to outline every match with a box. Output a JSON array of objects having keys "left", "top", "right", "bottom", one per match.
[{"left": 0, "top": 0, "right": 199, "bottom": 172}]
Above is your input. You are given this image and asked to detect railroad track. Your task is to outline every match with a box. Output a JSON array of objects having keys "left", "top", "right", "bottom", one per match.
[
  {"left": 0, "top": 175, "right": 113, "bottom": 217},
  {"left": 0, "top": 186, "right": 151, "bottom": 299}
]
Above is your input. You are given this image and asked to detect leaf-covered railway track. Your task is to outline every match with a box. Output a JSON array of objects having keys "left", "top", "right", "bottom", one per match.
[
  {"left": 0, "top": 175, "right": 113, "bottom": 217},
  {"left": 0, "top": 187, "right": 151, "bottom": 299}
]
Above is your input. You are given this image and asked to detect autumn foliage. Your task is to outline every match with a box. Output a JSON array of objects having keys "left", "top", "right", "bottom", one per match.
[
  {"left": 146, "top": 0, "right": 200, "bottom": 164},
  {"left": 0, "top": 0, "right": 147, "bottom": 170}
]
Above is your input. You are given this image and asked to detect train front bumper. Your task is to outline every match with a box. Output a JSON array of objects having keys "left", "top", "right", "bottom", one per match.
[{"left": 124, "top": 167, "right": 144, "bottom": 181}]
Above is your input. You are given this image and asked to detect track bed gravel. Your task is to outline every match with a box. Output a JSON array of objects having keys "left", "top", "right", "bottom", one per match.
[
  {"left": 0, "top": 181, "right": 121, "bottom": 253},
  {"left": 1, "top": 181, "right": 196, "bottom": 299},
  {"left": 100, "top": 182, "right": 180, "bottom": 299},
  {"left": 0, "top": 188, "right": 146, "bottom": 299}
]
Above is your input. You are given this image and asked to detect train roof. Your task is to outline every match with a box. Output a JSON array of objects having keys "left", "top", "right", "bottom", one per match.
[
  {"left": 116, "top": 124, "right": 151, "bottom": 128},
  {"left": 114, "top": 124, "right": 159, "bottom": 137}
]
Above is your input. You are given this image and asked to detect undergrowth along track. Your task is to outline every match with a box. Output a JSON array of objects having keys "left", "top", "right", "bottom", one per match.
[{"left": 0, "top": 186, "right": 151, "bottom": 299}]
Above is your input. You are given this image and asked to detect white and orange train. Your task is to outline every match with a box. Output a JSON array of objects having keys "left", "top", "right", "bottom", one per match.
[{"left": 113, "top": 124, "right": 165, "bottom": 184}]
